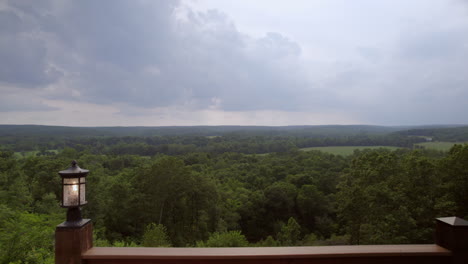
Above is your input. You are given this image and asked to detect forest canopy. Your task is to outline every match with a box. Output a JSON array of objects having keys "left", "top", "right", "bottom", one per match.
[{"left": 0, "top": 125, "right": 467, "bottom": 263}]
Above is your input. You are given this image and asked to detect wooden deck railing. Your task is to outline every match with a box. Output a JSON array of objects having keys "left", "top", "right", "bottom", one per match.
[
  {"left": 55, "top": 216, "right": 468, "bottom": 264},
  {"left": 81, "top": 244, "right": 451, "bottom": 264}
]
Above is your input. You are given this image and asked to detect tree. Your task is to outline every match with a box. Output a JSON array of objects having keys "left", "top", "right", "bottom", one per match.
[
  {"left": 101, "top": 173, "right": 139, "bottom": 242},
  {"left": 0, "top": 206, "right": 55, "bottom": 264},
  {"left": 264, "top": 182, "right": 297, "bottom": 220},
  {"left": 196, "top": 231, "right": 248, "bottom": 247},
  {"left": 439, "top": 144, "right": 468, "bottom": 218},
  {"left": 296, "top": 184, "right": 328, "bottom": 232},
  {"left": 256, "top": 236, "right": 280, "bottom": 247},
  {"left": 277, "top": 217, "right": 301, "bottom": 246},
  {"left": 142, "top": 223, "right": 171, "bottom": 247},
  {"left": 336, "top": 150, "right": 430, "bottom": 244},
  {"left": 133, "top": 156, "right": 219, "bottom": 246}
]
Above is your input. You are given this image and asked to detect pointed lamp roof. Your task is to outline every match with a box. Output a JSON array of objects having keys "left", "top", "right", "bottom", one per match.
[
  {"left": 437, "top": 216, "right": 468, "bottom": 226},
  {"left": 58, "top": 160, "right": 89, "bottom": 178}
]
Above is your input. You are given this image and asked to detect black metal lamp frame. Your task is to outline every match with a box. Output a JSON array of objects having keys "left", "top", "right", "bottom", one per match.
[{"left": 58, "top": 160, "right": 90, "bottom": 229}]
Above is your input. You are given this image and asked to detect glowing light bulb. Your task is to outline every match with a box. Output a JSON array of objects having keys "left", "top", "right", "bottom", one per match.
[{"left": 72, "top": 184, "right": 78, "bottom": 192}]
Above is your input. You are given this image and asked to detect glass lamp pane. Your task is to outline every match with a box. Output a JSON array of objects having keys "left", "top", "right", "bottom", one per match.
[
  {"left": 64, "top": 178, "right": 79, "bottom": 184},
  {"left": 80, "top": 184, "right": 86, "bottom": 204},
  {"left": 63, "top": 184, "right": 79, "bottom": 206}
]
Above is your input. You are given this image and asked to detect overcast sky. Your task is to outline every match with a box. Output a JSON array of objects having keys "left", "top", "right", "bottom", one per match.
[{"left": 0, "top": 0, "right": 467, "bottom": 126}]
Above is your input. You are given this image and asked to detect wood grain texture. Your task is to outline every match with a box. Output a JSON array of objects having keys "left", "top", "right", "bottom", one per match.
[
  {"left": 82, "top": 245, "right": 450, "bottom": 259},
  {"left": 81, "top": 245, "right": 451, "bottom": 264},
  {"left": 55, "top": 222, "right": 93, "bottom": 264},
  {"left": 83, "top": 256, "right": 449, "bottom": 264}
]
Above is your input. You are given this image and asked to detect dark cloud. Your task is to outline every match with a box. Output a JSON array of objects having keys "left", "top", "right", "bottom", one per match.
[
  {"left": 54, "top": 1, "right": 176, "bottom": 69},
  {"left": 1, "top": 0, "right": 312, "bottom": 113},
  {"left": 0, "top": 9, "right": 26, "bottom": 34},
  {"left": 0, "top": 8, "right": 62, "bottom": 87},
  {"left": 0, "top": 35, "right": 48, "bottom": 86}
]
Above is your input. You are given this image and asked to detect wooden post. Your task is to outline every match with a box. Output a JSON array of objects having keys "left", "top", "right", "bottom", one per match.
[
  {"left": 55, "top": 219, "right": 93, "bottom": 264},
  {"left": 436, "top": 216, "right": 468, "bottom": 264}
]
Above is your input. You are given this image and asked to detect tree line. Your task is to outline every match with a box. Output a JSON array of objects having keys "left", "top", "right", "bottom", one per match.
[{"left": 1, "top": 132, "right": 426, "bottom": 155}]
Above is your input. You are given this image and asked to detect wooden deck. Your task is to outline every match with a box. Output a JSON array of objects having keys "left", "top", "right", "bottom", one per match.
[{"left": 82, "top": 244, "right": 451, "bottom": 264}]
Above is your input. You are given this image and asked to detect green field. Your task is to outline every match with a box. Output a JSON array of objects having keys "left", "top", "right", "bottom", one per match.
[
  {"left": 415, "top": 141, "right": 466, "bottom": 151},
  {"left": 299, "top": 146, "right": 402, "bottom": 156}
]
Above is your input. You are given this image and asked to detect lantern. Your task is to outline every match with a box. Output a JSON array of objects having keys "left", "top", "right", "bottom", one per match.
[{"left": 59, "top": 160, "right": 89, "bottom": 223}]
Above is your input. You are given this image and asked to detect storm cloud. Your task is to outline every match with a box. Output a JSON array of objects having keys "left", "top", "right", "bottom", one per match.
[{"left": 0, "top": 0, "right": 467, "bottom": 125}]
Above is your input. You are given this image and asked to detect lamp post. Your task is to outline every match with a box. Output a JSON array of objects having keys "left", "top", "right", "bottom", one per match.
[
  {"left": 56, "top": 160, "right": 93, "bottom": 264},
  {"left": 58, "top": 160, "right": 89, "bottom": 227}
]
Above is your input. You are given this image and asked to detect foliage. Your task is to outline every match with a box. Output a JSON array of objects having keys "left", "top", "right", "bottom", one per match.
[
  {"left": 0, "top": 124, "right": 430, "bottom": 155},
  {"left": 396, "top": 126, "right": 468, "bottom": 142},
  {"left": 0, "top": 206, "right": 56, "bottom": 264},
  {"left": 277, "top": 217, "right": 301, "bottom": 246},
  {"left": 335, "top": 149, "right": 452, "bottom": 244},
  {"left": 0, "top": 128, "right": 467, "bottom": 262},
  {"left": 142, "top": 223, "right": 171, "bottom": 247},
  {"left": 196, "top": 231, "right": 249, "bottom": 247},
  {"left": 256, "top": 236, "right": 280, "bottom": 247},
  {"left": 300, "top": 146, "right": 402, "bottom": 156},
  {"left": 439, "top": 144, "right": 468, "bottom": 218}
]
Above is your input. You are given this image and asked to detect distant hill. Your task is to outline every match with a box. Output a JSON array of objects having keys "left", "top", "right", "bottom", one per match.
[
  {"left": 394, "top": 126, "right": 468, "bottom": 142},
  {"left": 0, "top": 124, "right": 449, "bottom": 138}
]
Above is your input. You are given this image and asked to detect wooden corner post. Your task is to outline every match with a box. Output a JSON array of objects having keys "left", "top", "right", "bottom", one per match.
[
  {"left": 436, "top": 216, "right": 468, "bottom": 264},
  {"left": 55, "top": 219, "right": 93, "bottom": 264}
]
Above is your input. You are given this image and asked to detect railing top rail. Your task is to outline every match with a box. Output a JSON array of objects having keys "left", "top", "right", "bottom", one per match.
[{"left": 82, "top": 244, "right": 451, "bottom": 260}]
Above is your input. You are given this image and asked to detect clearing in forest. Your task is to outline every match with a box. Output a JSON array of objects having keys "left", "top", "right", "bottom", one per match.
[
  {"left": 415, "top": 141, "right": 466, "bottom": 151},
  {"left": 299, "top": 146, "right": 401, "bottom": 156}
]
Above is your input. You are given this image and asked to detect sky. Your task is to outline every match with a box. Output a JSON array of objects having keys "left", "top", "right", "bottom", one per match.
[{"left": 0, "top": 0, "right": 467, "bottom": 126}]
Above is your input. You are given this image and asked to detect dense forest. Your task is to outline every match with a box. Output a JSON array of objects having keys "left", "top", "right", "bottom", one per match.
[
  {"left": 3, "top": 124, "right": 466, "bottom": 155},
  {"left": 0, "top": 125, "right": 467, "bottom": 263},
  {"left": 394, "top": 126, "right": 468, "bottom": 142}
]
